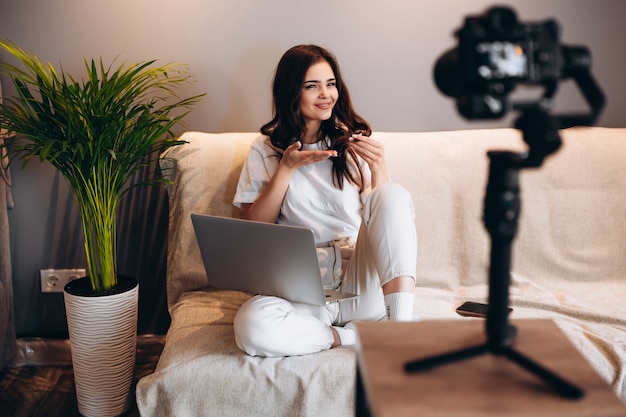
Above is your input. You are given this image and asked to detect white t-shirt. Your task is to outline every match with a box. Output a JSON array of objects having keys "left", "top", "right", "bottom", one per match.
[{"left": 233, "top": 135, "right": 371, "bottom": 244}]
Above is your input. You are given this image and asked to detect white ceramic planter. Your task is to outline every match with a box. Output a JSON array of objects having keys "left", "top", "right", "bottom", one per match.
[{"left": 64, "top": 276, "right": 139, "bottom": 417}]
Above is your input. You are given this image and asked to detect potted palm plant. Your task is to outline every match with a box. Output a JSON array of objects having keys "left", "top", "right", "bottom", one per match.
[{"left": 0, "top": 40, "right": 203, "bottom": 416}]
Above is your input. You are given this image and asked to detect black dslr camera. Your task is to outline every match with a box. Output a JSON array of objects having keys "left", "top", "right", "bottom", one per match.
[{"left": 434, "top": 6, "right": 604, "bottom": 125}]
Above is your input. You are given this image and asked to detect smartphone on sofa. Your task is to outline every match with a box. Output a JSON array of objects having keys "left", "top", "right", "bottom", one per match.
[{"left": 455, "top": 301, "right": 512, "bottom": 318}]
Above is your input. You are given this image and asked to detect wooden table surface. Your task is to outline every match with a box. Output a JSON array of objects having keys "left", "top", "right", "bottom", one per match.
[{"left": 356, "top": 319, "right": 626, "bottom": 417}]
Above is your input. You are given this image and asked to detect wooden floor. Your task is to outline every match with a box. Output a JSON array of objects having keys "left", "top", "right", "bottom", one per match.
[{"left": 0, "top": 336, "right": 164, "bottom": 417}]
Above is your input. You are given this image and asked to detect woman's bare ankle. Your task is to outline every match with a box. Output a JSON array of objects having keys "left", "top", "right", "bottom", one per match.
[{"left": 330, "top": 326, "right": 341, "bottom": 348}]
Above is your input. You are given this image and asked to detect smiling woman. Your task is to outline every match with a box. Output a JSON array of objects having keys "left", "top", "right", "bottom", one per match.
[{"left": 232, "top": 44, "right": 417, "bottom": 358}]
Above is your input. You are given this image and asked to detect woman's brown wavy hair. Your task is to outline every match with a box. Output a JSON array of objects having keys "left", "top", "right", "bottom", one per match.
[{"left": 261, "top": 44, "right": 371, "bottom": 189}]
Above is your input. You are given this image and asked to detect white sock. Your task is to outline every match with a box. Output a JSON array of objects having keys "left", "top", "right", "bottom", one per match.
[
  {"left": 332, "top": 322, "right": 358, "bottom": 346},
  {"left": 384, "top": 292, "right": 415, "bottom": 321}
]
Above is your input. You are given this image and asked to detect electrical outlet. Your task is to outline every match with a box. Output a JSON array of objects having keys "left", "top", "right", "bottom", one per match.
[{"left": 40, "top": 269, "right": 86, "bottom": 293}]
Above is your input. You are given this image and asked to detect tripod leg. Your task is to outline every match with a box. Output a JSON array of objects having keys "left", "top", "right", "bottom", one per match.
[
  {"left": 504, "top": 347, "right": 584, "bottom": 399},
  {"left": 405, "top": 344, "right": 488, "bottom": 373}
]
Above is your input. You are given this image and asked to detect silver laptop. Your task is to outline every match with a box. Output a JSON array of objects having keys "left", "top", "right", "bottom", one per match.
[{"left": 191, "top": 214, "right": 359, "bottom": 305}]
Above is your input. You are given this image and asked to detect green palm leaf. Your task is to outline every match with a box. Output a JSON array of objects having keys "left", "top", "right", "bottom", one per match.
[{"left": 0, "top": 40, "right": 204, "bottom": 294}]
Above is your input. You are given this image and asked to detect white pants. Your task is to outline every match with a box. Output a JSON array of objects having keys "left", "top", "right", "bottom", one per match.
[{"left": 234, "top": 182, "right": 417, "bottom": 357}]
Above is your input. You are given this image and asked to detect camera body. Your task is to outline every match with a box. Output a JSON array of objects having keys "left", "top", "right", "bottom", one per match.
[{"left": 434, "top": 7, "right": 590, "bottom": 120}]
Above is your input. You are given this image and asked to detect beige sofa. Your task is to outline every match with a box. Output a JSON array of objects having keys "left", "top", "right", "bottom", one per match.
[{"left": 136, "top": 127, "right": 626, "bottom": 416}]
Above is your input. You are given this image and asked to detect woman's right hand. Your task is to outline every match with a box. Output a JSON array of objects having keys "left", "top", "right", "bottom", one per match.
[
  {"left": 243, "top": 141, "right": 336, "bottom": 223},
  {"left": 280, "top": 141, "right": 338, "bottom": 170}
]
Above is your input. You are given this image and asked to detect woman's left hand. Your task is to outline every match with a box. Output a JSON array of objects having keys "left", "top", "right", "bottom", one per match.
[{"left": 349, "top": 133, "right": 390, "bottom": 187}]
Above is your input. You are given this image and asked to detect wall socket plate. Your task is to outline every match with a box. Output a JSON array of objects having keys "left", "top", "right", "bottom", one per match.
[{"left": 40, "top": 269, "right": 86, "bottom": 293}]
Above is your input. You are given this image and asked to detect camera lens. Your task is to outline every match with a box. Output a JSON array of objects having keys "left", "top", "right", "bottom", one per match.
[{"left": 433, "top": 48, "right": 463, "bottom": 98}]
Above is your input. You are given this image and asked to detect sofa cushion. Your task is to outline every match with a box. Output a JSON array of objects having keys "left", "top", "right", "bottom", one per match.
[{"left": 159, "top": 132, "right": 258, "bottom": 308}]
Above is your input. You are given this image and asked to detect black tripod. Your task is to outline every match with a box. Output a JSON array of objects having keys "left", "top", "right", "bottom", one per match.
[{"left": 404, "top": 106, "right": 585, "bottom": 399}]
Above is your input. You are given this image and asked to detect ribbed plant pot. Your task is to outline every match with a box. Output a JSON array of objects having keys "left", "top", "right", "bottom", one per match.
[{"left": 64, "top": 276, "right": 139, "bottom": 417}]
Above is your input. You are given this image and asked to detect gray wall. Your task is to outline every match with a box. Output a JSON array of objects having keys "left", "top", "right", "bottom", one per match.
[{"left": 1, "top": 0, "right": 625, "bottom": 336}]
